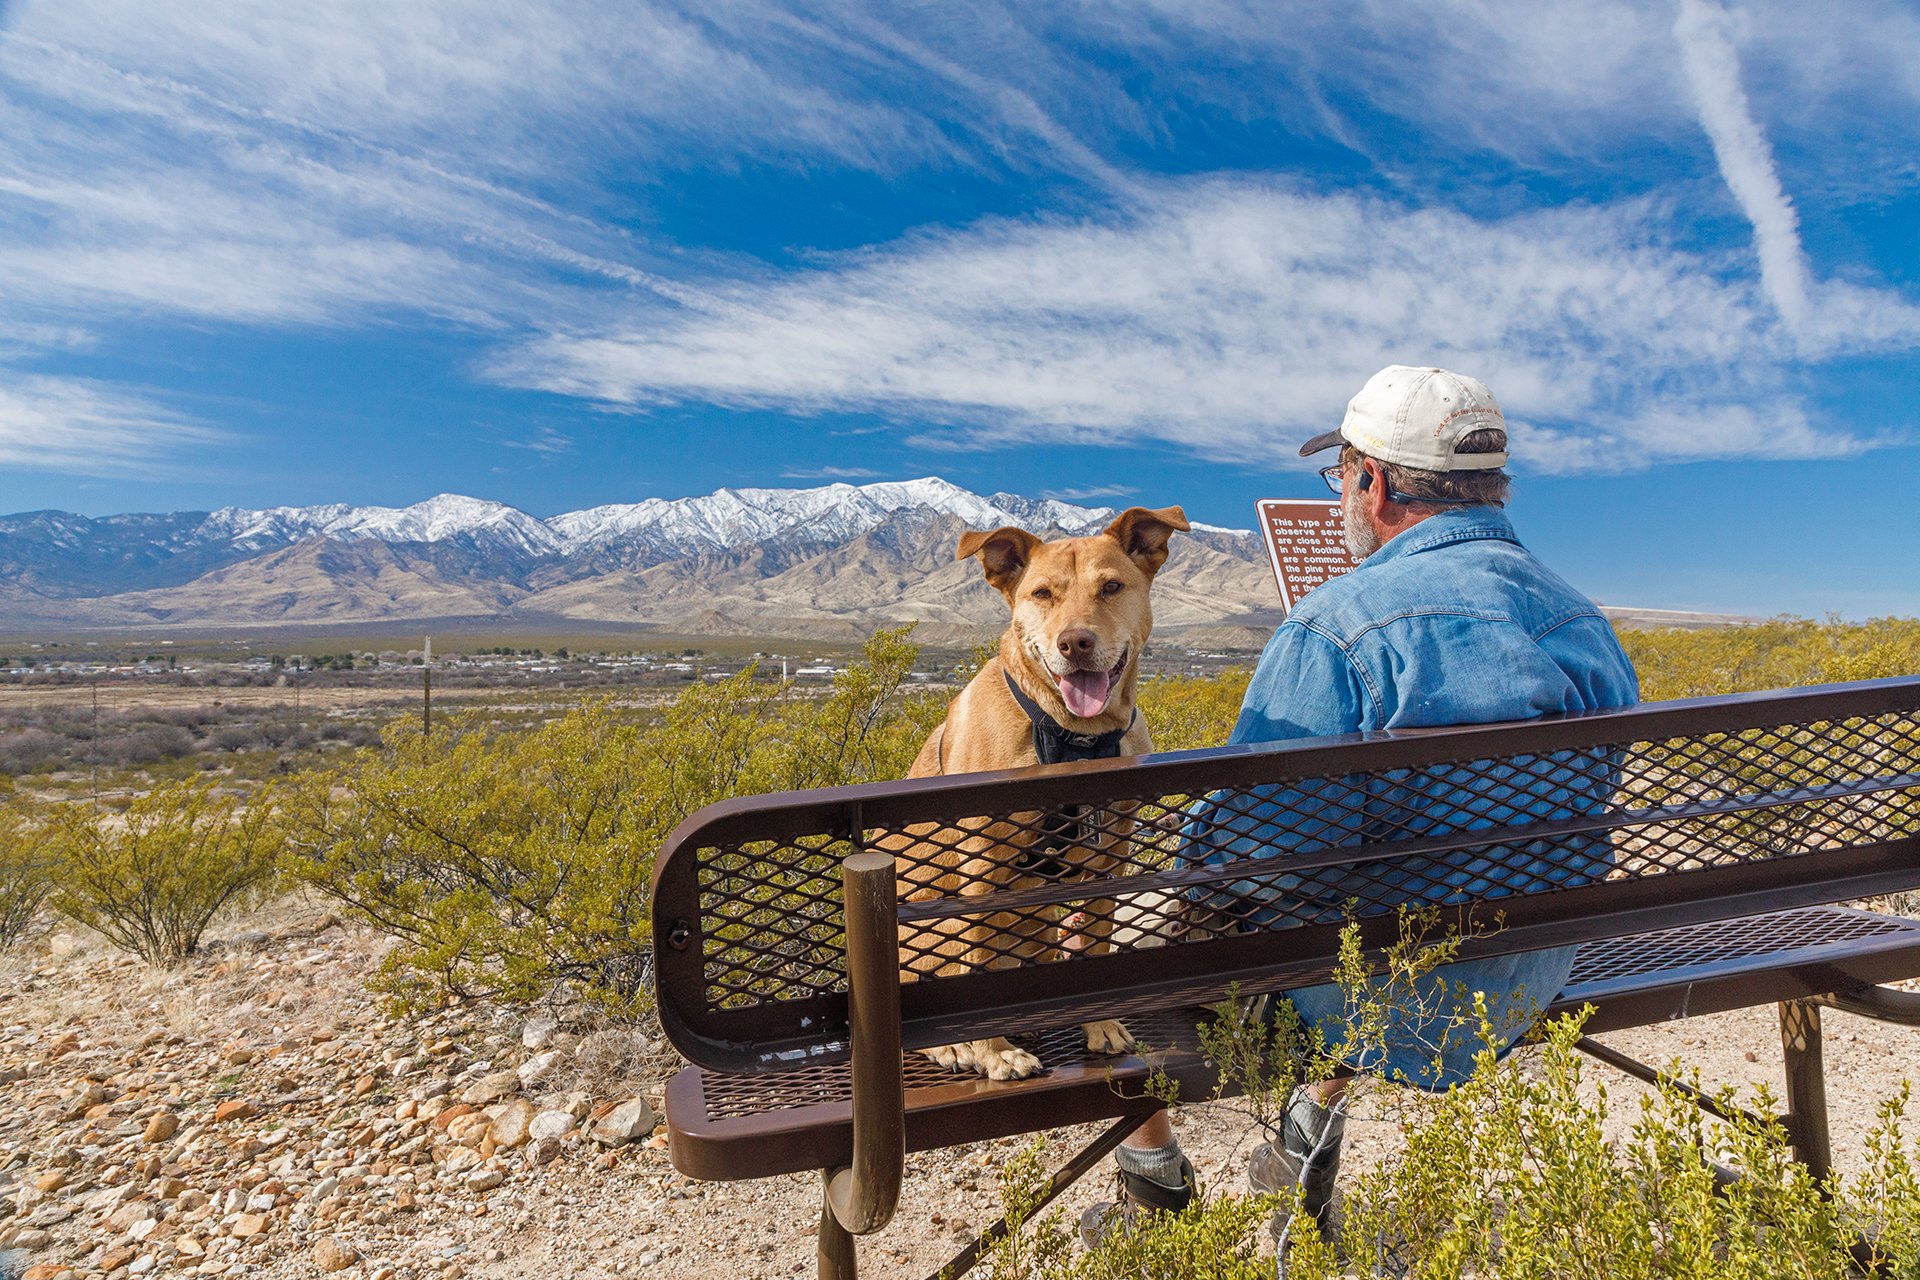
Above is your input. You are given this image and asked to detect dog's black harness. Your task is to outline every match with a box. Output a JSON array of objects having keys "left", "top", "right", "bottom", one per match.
[
  {"left": 1001, "top": 670, "right": 1136, "bottom": 879},
  {"left": 931, "top": 671, "right": 1137, "bottom": 877},
  {"left": 1001, "top": 670, "right": 1136, "bottom": 765}
]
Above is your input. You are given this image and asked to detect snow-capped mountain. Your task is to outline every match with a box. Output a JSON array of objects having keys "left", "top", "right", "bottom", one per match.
[
  {"left": 0, "top": 479, "right": 1271, "bottom": 634},
  {"left": 191, "top": 494, "right": 566, "bottom": 558},
  {"left": 185, "top": 478, "right": 1246, "bottom": 562},
  {"left": 545, "top": 478, "right": 1106, "bottom": 556}
]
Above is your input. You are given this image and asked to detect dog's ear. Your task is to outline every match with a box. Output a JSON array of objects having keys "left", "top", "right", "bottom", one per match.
[
  {"left": 957, "top": 526, "right": 1043, "bottom": 597},
  {"left": 1102, "top": 506, "right": 1190, "bottom": 578}
]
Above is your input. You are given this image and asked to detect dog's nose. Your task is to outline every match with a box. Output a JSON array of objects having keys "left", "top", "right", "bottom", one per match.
[{"left": 1056, "top": 629, "right": 1097, "bottom": 659}]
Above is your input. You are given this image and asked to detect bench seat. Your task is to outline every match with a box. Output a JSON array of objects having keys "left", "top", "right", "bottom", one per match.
[{"left": 666, "top": 903, "right": 1920, "bottom": 1183}]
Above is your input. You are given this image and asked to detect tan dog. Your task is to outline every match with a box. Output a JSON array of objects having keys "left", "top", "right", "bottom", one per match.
[{"left": 885, "top": 505, "right": 1189, "bottom": 1081}]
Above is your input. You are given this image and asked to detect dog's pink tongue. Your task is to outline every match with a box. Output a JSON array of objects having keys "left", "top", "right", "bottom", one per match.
[{"left": 1057, "top": 668, "right": 1110, "bottom": 718}]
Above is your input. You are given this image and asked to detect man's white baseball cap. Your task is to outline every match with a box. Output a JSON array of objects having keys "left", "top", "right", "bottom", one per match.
[{"left": 1299, "top": 365, "right": 1509, "bottom": 472}]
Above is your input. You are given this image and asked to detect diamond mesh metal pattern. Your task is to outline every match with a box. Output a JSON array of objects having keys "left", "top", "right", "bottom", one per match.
[
  {"left": 1562, "top": 905, "right": 1915, "bottom": 986},
  {"left": 686, "top": 710, "right": 1920, "bottom": 1014},
  {"left": 685, "top": 908, "right": 1917, "bottom": 1125},
  {"left": 694, "top": 1008, "right": 1207, "bottom": 1123}
]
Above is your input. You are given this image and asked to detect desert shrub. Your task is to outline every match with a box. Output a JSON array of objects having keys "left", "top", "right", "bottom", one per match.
[
  {"left": 280, "top": 625, "right": 944, "bottom": 1014},
  {"left": 1137, "top": 668, "right": 1253, "bottom": 752},
  {"left": 980, "top": 923, "right": 1920, "bottom": 1279},
  {"left": 94, "top": 726, "right": 196, "bottom": 767},
  {"left": 51, "top": 780, "right": 280, "bottom": 963},
  {"left": 207, "top": 725, "right": 256, "bottom": 753},
  {"left": 0, "top": 802, "right": 57, "bottom": 946},
  {"left": 0, "top": 728, "right": 67, "bottom": 774},
  {"left": 1621, "top": 614, "right": 1920, "bottom": 702}
]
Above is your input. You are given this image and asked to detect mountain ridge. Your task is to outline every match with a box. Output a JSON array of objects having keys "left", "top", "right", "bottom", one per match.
[{"left": 0, "top": 479, "right": 1278, "bottom": 635}]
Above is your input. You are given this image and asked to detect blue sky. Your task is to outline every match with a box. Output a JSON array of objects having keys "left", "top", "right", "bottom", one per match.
[{"left": 1, "top": 1, "right": 1917, "bottom": 616}]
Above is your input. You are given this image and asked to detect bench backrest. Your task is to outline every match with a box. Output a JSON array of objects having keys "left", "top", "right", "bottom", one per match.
[{"left": 652, "top": 677, "right": 1920, "bottom": 1073}]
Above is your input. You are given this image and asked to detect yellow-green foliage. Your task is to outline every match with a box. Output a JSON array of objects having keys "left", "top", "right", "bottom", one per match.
[
  {"left": 1137, "top": 668, "right": 1252, "bottom": 752},
  {"left": 0, "top": 797, "right": 57, "bottom": 948},
  {"left": 969, "top": 916, "right": 1920, "bottom": 1277},
  {"left": 52, "top": 780, "right": 280, "bottom": 963},
  {"left": 1621, "top": 615, "right": 1920, "bottom": 702},
  {"left": 281, "top": 626, "right": 946, "bottom": 1013},
  {"left": 991, "top": 1006, "right": 1920, "bottom": 1280}
]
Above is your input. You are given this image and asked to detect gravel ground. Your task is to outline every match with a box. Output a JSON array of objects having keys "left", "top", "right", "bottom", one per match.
[{"left": 3, "top": 902, "right": 1916, "bottom": 1280}]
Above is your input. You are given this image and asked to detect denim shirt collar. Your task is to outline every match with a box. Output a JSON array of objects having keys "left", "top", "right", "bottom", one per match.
[{"left": 1358, "top": 504, "right": 1521, "bottom": 569}]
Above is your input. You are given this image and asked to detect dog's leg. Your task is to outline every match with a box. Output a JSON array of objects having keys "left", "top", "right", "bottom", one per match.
[
  {"left": 921, "top": 886, "right": 1055, "bottom": 1080},
  {"left": 1061, "top": 898, "right": 1137, "bottom": 1056}
]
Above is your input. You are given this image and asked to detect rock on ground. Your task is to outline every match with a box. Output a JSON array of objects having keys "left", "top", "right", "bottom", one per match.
[{"left": 2, "top": 899, "right": 1918, "bottom": 1280}]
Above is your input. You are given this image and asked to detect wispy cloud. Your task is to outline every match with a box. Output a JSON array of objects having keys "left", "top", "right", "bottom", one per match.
[
  {"left": 497, "top": 181, "right": 1917, "bottom": 473},
  {"left": 0, "top": 376, "right": 223, "bottom": 475},
  {"left": 1040, "top": 484, "right": 1137, "bottom": 501},
  {"left": 1674, "top": 0, "right": 1810, "bottom": 331},
  {"left": 2, "top": 0, "right": 1918, "bottom": 482},
  {"left": 498, "top": 425, "right": 573, "bottom": 454},
  {"left": 779, "top": 465, "right": 882, "bottom": 479}
]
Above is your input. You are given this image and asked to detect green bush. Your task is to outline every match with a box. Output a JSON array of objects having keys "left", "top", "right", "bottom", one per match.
[
  {"left": 1137, "top": 668, "right": 1253, "bottom": 753},
  {"left": 978, "top": 922, "right": 1920, "bottom": 1279},
  {"left": 52, "top": 780, "right": 280, "bottom": 963},
  {"left": 0, "top": 797, "right": 57, "bottom": 947},
  {"left": 280, "top": 625, "right": 947, "bottom": 1014},
  {"left": 1620, "top": 614, "right": 1920, "bottom": 702}
]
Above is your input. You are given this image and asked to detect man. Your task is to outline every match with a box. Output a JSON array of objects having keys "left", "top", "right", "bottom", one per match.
[{"left": 1081, "top": 365, "right": 1639, "bottom": 1248}]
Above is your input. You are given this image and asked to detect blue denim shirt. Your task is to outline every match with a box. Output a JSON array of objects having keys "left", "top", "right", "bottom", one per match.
[{"left": 1201, "top": 504, "right": 1639, "bottom": 1088}]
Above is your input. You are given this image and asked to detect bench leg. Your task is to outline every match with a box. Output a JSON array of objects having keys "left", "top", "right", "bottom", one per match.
[
  {"left": 1778, "top": 998, "right": 1833, "bottom": 1184},
  {"left": 921, "top": 1114, "right": 1143, "bottom": 1280},
  {"left": 819, "top": 1167, "right": 859, "bottom": 1280}
]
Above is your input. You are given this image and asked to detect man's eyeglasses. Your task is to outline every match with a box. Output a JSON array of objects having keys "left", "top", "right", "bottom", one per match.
[{"left": 1318, "top": 462, "right": 1476, "bottom": 505}]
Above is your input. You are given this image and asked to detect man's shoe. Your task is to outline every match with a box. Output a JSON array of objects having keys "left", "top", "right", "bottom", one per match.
[
  {"left": 1249, "top": 1089, "right": 1344, "bottom": 1245},
  {"left": 1077, "top": 1155, "right": 1196, "bottom": 1250}
]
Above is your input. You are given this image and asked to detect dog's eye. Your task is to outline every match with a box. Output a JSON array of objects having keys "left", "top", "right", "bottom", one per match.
[
  {"left": 1101, "top": 580, "right": 1124, "bottom": 596},
  {"left": 1031, "top": 587, "right": 1053, "bottom": 600}
]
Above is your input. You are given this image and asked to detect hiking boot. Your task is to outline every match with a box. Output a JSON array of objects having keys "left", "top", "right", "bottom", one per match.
[
  {"left": 1078, "top": 1154, "right": 1196, "bottom": 1249},
  {"left": 1249, "top": 1088, "right": 1345, "bottom": 1245}
]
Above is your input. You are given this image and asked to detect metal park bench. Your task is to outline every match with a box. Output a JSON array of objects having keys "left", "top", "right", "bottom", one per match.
[{"left": 650, "top": 676, "right": 1920, "bottom": 1279}]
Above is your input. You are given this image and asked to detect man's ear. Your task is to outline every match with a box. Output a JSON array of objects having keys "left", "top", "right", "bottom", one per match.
[
  {"left": 956, "top": 526, "right": 1044, "bottom": 597},
  {"left": 1101, "top": 506, "right": 1190, "bottom": 577}
]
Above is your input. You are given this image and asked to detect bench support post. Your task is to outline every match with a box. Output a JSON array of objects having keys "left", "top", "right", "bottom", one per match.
[
  {"left": 818, "top": 1169, "right": 859, "bottom": 1280},
  {"left": 1816, "top": 983, "right": 1920, "bottom": 1026},
  {"left": 1778, "top": 998, "right": 1832, "bottom": 1184},
  {"left": 818, "top": 851, "right": 906, "bottom": 1279},
  {"left": 923, "top": 1114, "right": 1145, "bottom": 1280}
]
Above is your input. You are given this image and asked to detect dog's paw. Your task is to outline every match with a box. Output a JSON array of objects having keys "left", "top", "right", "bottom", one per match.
[
  {"left": 923, "top": 1043, "right": 977, "bottom": 1072},
  {"left": 1083, "top": 1019, "right": 1134, "bottom": 1054},
  {"left": 971, "top": 1038, "right": 1044, "bottom": 1081}
]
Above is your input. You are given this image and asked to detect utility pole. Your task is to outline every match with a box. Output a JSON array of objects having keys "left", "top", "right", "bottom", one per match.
[
  {"left": 91, "top": 679, "right": 99, "bottom": 807},
  {"left": 423, "top": 636, "right": 432, "bottom": 736}
]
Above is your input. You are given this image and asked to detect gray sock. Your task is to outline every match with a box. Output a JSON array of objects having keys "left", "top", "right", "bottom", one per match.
[
  {"left": 1283, "top": 1088, "right": 1346, "bottom": 1157},
  {"left": 1115, "top": 1139, "right": 1187, "bottom": 1189}
]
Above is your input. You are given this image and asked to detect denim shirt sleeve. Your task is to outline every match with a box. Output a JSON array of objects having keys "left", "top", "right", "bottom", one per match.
[
  {"left": 1228, "top": 621, "right": 1372, "bottom": 745},
  {"left": 1182, "top": 622, "right": 1372, "bottom": 925}
]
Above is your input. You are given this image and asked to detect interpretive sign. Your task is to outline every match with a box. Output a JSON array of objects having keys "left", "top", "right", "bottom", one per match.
[{"left": 1255, "top": 498, "right": 1357, "bottom": 615}]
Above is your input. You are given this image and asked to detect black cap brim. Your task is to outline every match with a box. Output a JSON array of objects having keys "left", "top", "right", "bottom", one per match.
[{"left": 1298, "top": 428, "right": 1345, "bottom": 458}]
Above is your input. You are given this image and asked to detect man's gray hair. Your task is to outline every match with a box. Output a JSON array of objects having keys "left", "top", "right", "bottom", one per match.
[{"left": 1343, "top": 428, "right": 1510, "bottom": 507}]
